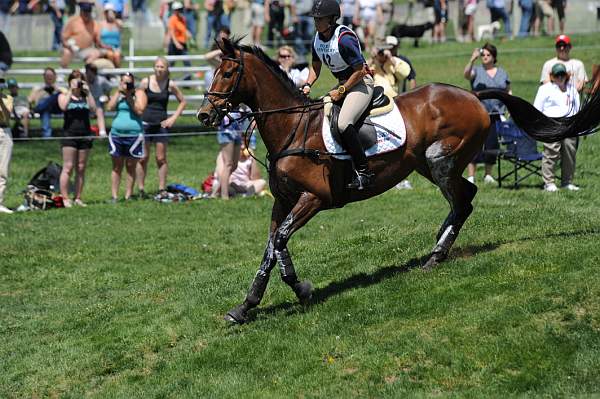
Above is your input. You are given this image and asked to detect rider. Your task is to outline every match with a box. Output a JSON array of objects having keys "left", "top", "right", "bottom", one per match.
[{"left": 302, "top": 0, "right": 375, "bottom": 190}]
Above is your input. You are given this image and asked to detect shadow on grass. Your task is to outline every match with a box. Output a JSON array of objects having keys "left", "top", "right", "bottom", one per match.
[{"left": 243, "top": 227, "right": 600, "bottom": 324}]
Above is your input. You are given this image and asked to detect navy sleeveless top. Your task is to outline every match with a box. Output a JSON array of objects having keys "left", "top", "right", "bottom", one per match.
[
  {"left": 142, "top": 77, "right": 170, "bottom": 125},
  {"left": 63, "top": 96, "right": 91, "bottom": 137}
]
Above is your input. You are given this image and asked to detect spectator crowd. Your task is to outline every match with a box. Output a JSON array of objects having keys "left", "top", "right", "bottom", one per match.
[{"left": 0, "top": 0, "right": 597, "bottom": 214}]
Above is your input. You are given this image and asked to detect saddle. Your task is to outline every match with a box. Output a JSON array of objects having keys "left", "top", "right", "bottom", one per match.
[{"left": 328, "top": 86, "right": 393, "bottom": 150}]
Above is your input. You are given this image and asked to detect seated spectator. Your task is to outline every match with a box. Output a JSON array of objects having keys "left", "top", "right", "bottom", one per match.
[
  {"left": 7, "top": 78, "right": 30, "bottom": 138},
  {"left": 60, "top": 2, "right": 102, "bottom": 68},
  {"left": 84, "top": 63, "right": 111, "bottom": 137},
  {"left": 57, "top": 69, "right": 97, "bottom": 208},
  {"left": 106, "top": 73, "right": 147, "bottom": 202},
  {"left": 28, "top": 67, "right": 66, "bottom": 138},
  {"left": 229, "top": 144, "right": 268, "bottom": 197},
  {"left": 102, "top": 0, "right": 127, "bottom": 20},
  {"left": 99, "top": 3, "right": 123, "bottom": 67},
  {"left": 0, "top": 30, "right": 11, "bottom": 74},
  {"left": 276, "top": 45, "right": 308, "bottom": 87}
]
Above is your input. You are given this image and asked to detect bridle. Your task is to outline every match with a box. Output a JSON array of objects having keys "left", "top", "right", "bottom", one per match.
[{"left": 204, "top": 49, "right": 245, "bottom": 123}]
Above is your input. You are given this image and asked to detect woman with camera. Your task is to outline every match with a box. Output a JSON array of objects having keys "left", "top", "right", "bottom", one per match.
[
  {"left": 57, "top": 70, "right": 97, "bottom": 208},
  {"left": 463, "top": 43, "right": 511, "bottom": 185},
  {"left": 106, "top": 73, "right": 147, "bottom": 202}
]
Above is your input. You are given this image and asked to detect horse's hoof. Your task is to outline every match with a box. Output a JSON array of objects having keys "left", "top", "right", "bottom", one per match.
[
  {"left": 294, "top": 280, "right": 313, "bottom": 305},
  {"left": 224, "top": 306, "right": 247, "bottom": 324},
  {"left": 422, "top": 253, "right": 446, "bottom": 271}
]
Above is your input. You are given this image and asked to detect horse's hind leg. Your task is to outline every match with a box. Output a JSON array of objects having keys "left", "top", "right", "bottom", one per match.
[
  {"left": 224, "top": 193, "right": 322, "bottom": 324},
  {"left": 423, "top": 141, "right": 478, "bottom": 270}
]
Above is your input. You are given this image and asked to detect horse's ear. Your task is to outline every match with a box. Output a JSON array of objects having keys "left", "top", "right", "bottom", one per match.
[{"left": 220, "top": 38, "right": 236, "bottom": 57}]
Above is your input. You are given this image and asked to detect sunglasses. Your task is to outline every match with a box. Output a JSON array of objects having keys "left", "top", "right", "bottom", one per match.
[{"left": 278, "top": 54, "right": 292, "bottom": 59}]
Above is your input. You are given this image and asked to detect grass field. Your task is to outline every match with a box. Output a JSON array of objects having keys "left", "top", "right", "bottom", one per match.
[{"left": 2, "top": 34, "right": 600, "bottom": 397}]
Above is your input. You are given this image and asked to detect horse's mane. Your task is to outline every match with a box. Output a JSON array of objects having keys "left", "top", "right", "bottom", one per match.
[{"left": 221, "top": 37, "right": 314, "bottom": 103}]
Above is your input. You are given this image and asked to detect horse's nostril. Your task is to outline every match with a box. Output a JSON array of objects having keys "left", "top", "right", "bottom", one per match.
[{"left": 197, "top": 111, "right": 210, "bottom": 123}]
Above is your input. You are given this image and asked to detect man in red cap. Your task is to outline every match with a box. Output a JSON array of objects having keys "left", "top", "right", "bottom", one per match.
[{"left": 540, "top": 34, "right": 588, "bottom": 92}]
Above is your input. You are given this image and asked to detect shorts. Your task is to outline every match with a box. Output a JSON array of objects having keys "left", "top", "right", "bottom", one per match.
[
  {"left": 551, "top": 0, "right": 565, "bottom": 19},
  {"left": 143, "top": 123, "right": 169, "bottom": 143},
  {"left": 434, "top": 3, "right": 448, "bottom": 23},
  {"left": 217, "top": 129, "right": 242, "bottom": 145},
  {"left": 359, "top": 7, "right": 377, "bottom": 23},
  {"left": 251, "top": 3, "right": 265, "bottom": 27},
  {"left": 62, "top": 133, "right": 94, "bottom": 150},
  {"left": 537, "top": 0, "right": 553, "bottom": 17},
  {"left": 13, "top": 105, "right": 30, "bottom": 119},
  {"left": 74, "top": 47, "right": 98, "bottom": 61},
  {"left": 108, "top": 134, "right": 145, "bottom": 158},
  {"left": 465, "top": 2, "right": 477, "bottom": 15}
]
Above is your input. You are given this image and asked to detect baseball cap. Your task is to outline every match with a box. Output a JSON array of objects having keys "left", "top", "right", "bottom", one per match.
[
  {"left": 385, "top": 36, "right": 398, "bottom": 47},
  {"left": 79, "top": 2, "right": 94, "bottom": 12},
  {"left": 7, "top": 78, "right": 18, "bottom": 87},
  {"left": 551, "top": 63, "right": 567, "bottom": 76},
  {"left": 555, "top": 34, "right": 571, "bottom": 46},
  {"left": 103, "top": 2, "right": 115, "bottom": 11},
  {"left": 171, "top": 1, "right": 183, "bottom": 10}
]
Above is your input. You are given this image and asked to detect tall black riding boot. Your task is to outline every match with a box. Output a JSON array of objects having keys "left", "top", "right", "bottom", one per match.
[{"left": 342, "top": 124, "right": 374, "bottom": 190}]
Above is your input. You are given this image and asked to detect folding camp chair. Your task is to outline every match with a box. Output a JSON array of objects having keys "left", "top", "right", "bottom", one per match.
[{"left": 496, "top": 120, "right": 543, "bottom": 189}]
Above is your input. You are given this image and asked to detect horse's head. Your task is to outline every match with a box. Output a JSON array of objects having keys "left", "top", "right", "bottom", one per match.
[{"left": 197, "top": 38, "right": 246, "bottom": 127}]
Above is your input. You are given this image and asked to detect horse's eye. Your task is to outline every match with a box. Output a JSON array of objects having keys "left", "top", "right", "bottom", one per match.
[{"left": 222, "top": 71, "right": 233, "bottom": 79}]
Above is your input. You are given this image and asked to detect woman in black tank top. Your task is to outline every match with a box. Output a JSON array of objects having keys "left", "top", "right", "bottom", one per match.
[
  {"left": 57, "top": 69, "right": 97, "bottom": 208},
  {"left": 137, "top": 56, "right": 187, "bottom": 199}
]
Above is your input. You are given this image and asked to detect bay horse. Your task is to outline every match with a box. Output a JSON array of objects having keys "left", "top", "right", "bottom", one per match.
[{"left": 198, "top": 38, "right": 600, "bottom": 324}]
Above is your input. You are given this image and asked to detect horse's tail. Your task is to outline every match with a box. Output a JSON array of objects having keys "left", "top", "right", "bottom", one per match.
[{"left": 476, "top": 88, "right": 600, "bottom": 143}]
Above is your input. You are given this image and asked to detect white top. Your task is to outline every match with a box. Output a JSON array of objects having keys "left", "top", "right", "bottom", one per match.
[
  {"left": 284, "top": 66, "right": 309, "bottom": 87},
  {"left": 313, "top": 25, "right": 360, "bottom": 73},
  {"left": 540, "top": 57, "right": 588, "bottom": 87},
  {"left": 533, "top": 81, "right": 580, "bottom": 118}
]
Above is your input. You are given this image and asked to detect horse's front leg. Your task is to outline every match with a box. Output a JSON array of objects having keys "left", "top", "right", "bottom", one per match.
[{"left": 224, "top": 192, "right": 322, "bottom": 324}]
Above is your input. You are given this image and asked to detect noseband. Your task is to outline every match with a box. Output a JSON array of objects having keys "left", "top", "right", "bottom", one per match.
[{"left": 205, "top": 49, "right": 245, "bottom": 121}]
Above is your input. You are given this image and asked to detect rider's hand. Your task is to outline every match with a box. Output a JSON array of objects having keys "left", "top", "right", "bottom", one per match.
[
  {"left": 301, "top": 83, "right": 311, "bottom": 96},
  {"left": 329, "top": 89, "right": 343, "bottom": 102}
]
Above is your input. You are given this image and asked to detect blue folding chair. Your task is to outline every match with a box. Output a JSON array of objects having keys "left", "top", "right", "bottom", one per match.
[{"left": 496, "top": 120, "right": 543, "bottom": 188}]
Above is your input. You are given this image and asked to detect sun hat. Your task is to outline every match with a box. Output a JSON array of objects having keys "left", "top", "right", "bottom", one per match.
[{"left": 171, "top": 1, "right": 184, "bottom": 10}]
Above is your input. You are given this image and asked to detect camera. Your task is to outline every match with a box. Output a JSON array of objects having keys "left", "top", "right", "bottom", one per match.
[
  {"left": 44, "top": 86, "right": 55, "bottom": 95},
  {"left": 479, "top": 48, "right": 484, "bottom": 56},
  {"left": 77, "top": 79, "right": 84, "bottom": 89},
  {"left": 126, "top": 81, "right": 134, "bottom": 90},
  {"left": 0, "top": 78, "right": 6, "bottom": 90},
  {"left": 377, "top": 49, "right": 385, "bottom": 56}
]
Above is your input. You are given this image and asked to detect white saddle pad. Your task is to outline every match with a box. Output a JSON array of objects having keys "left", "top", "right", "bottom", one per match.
[{"left": 322, "top": 103, "right": 407, "bottom": 160}]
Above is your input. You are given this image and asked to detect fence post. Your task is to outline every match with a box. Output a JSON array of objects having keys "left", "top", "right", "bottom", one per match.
[{"left": 129, "top": 38, "right": 135, "bottom": 71}]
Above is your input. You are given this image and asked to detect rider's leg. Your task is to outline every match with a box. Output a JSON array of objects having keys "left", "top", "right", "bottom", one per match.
[{"left": 338, "top": 75, "right": 375, "bottom": 190}]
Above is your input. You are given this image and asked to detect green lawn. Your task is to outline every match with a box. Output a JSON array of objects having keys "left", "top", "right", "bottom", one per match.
[{"left": 1, "top": 34, "right": 600, "bottom": 397}]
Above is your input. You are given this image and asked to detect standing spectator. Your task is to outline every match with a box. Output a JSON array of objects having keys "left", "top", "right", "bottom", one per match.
[
  {"left": 549, "top": 0, "right": 565, "bottom": 34},
  {"left": 84, "top": 63, "right": 111, "bottom": 137},
  {"left": 0, "top": 30, "right": 12, "bottom": 75},
  {"left": 534, "top": 63, "right": 580, "bottom": 192},
  {"left": 532, "top": 0, "right": 552, "bottom": 36},
  {"left": 183, "top": 0, "right": 200, "bottom": 46},
  {"left": 540, "top": 34, "right": 588, "bottom": 93},
  {"left": 137, "top": 57, "right": 187, "bottom": 199},
  {"left": 57, "top": 70, "right": 97, "bottom": 208},
  {"left": 29, "top": 67, "right": 65, "bottom": 138},
  {"left": 353, "top": 0, "right": 383, "bottom": 51},
  {"left": 212, "top": 106, "right": 248, "bottom": 199},
  {"left": 160, "top": 0, "right": 174, "bottom": 48},
  {"left": 99, "top": 3, "right": 123, "bottom": 67},
  {"left": 463, "top": 43, "right": 511, "bottom": 184},
  {"left": 167, "top": 1, "right": 192, "bottom": 71},
  {"left": 60, "top": 2, "right": 102, "bottom": 68},
  {"left": 266, "top": 0, "right": 294, "bottom": 47},
  {"left": 49, "top": 0, "right": 66, "bottom": 51},
  {"left": 294, "top": 0, "right": 314, "bottom": 61},
  {"left": 432, "top": 0, "right": 448, "bottom": 42},
  {"left": 341, "top": 0, "right": 354, "bottom": 26},
  {"left": 486, "top": 0, "right": 511, "bottom": 38},
  {"left": 250, "top": 0, "right": 268, "bottom": 47},
  {"left": 7, "top": 78, "right": 30, "bottom": 138},
  {"left": 0, "top": 74, "right": 13, "bottom": 214},
  {"left": 277, "top": 45, "right": 309, "bottom": 87},
  {"left": 464, "top": 0, "right": 477, "bottom": 42},
  {"left": 106, "top": 73, "right": 147, "bottom": 202},
  {"left": 517, "top": 0, "right": 533, "bottom": 37},
  {"left": 132, "top": 0, "right": 146, "bottom": 14},
  {"left": 0, "top": 0, "right": 10, "bottom": 33}
]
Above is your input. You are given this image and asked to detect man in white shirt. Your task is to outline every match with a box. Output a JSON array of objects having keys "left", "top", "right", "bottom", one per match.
[
  {"left": 540, "top": 34, "right": 588, "bottom": 93},
  {"left": 534, "top": 62, "right": 581, "bottom": 192},
  {"left": 0, "top": 74, "right": 13, "bottom": 214}
]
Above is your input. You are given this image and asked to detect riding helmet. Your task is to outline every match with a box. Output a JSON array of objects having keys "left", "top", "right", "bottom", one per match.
[{"left": 310, "top": 0, "right": 341, "bottom": 19}]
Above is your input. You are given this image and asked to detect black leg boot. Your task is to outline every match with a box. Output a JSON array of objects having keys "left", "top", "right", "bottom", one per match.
[{"left": 342, "top": 124, "right": 374, "bottom": 190}]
